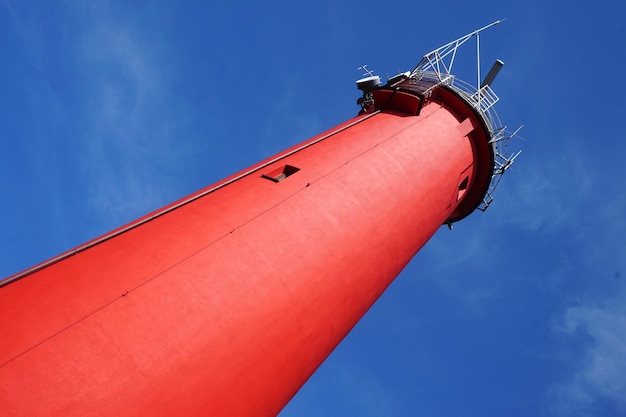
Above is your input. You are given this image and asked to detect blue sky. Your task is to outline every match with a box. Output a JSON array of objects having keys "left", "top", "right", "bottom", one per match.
[{"left": 1, "top": 1, "right": 625, "bottom": 416}]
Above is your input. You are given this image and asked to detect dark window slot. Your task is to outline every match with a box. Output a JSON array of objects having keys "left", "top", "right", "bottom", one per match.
[
  {"left": 457, "top": 176, "right": 469, "bottom": 200},
  {"left": 262, "top": 165, "right": 300, "bottom": 183}
]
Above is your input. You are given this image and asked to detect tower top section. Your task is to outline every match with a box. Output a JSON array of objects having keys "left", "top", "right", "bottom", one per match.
[{"left": 357, "top": 20, "right": 521, "bottom": 219}]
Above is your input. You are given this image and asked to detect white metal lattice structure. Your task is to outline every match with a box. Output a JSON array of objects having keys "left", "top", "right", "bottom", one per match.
[{"left": 408, "top": 20, "right": 522, "bottom": 211}]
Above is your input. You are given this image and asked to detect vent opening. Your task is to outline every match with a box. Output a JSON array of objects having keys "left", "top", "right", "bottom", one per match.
[
  {"left": 262, "top": 165, "right": 300, "bottom": 183},
  {"left": 457, "top": 176, "right": 469, "bottom": 200}
]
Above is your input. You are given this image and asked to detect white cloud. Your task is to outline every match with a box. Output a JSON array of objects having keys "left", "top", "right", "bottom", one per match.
[
  {"left": 69, "top": 4, "right": 189, "bottom": 225},
  {"left": 548, "top": 186, "right": 626, "bottom": 415},
  {"left": 551, "top": 288, "right": 626, "bottom": 415},
  {"left": 493, "top": 145, "right": 594, "bottom": 235}
]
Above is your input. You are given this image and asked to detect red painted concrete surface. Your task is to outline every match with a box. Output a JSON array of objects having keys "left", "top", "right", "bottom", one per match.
[{"left": 0, "top": 88, "right": 491, "bottom": 416}]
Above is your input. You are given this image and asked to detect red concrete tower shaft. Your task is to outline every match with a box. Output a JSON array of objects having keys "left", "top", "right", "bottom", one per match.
[{"left": 0, "top": 77, "right": 502, "bottom": 414}]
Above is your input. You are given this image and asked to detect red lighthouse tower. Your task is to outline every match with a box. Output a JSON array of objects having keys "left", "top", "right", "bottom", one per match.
[{"left": 0, "top": 22, "right": 519, "bottom": 416}]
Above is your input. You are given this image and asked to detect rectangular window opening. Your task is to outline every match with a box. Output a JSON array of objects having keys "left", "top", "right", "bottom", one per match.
[
  {"left": 262, "top": 164, "right": 300, "bottom": 183},
  {"left": 457, "top": 176, "right": 469, "bottom": 200}
]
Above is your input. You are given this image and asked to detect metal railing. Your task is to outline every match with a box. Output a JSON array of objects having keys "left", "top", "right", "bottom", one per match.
[{"left": 405, "top": 20, "right": 521, "bottom": 213}]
